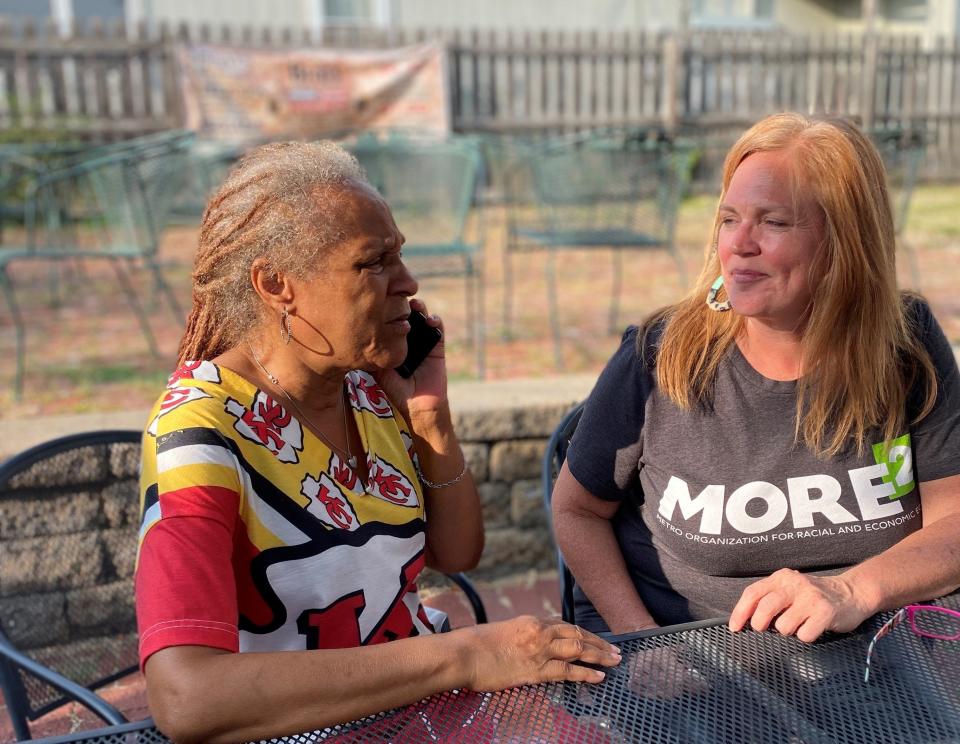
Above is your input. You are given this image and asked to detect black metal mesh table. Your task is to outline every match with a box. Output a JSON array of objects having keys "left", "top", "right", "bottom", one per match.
[{"left": 31, "top": 593, "right": 960, "bottom": 744}]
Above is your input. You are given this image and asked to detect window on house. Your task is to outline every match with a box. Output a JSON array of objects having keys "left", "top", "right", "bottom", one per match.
[
  {"left": 692, "top": 0, "right": 775, "bottom": 27},
  {"left": 807, "top": 0, "right": 861, "bottom": 19},
  {"left": 322, "top": 0, "right": 373, "bottom": 26},
  {"left": 880, "top": 0, "right": 927, "bottom": 22},
  {"left": 71, "top": 0, "right": 125, "bottom": 23},
  {"left": 0, "top": 0, "right": 53, "bottom": 22}
]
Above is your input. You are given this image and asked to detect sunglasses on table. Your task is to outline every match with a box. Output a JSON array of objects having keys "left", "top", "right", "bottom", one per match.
[{"left": 864, "top": 604, "right": 960, "bottom": 683}]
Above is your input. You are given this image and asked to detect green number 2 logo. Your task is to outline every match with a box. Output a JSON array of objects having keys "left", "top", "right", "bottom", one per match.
[{"left": 872, "top": 434, "right": 915, "bottom": 500}]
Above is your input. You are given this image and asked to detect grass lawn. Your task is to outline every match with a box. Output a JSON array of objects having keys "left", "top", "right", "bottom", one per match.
[{"left": 0, "top": 184, "right": 958, "bottom": 419}]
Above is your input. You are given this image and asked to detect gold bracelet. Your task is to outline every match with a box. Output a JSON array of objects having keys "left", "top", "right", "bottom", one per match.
[{"left": 415, "top": 451, "right": 468, "bottom": 489}]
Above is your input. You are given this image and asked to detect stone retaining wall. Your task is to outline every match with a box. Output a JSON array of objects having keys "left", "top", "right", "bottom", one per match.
[
  {"left": 0, "top": 438, "right": 142, "bottom": 682},
  {"left": 454, "top": 401, "right": 577, "bottom": 580},
  {"left": 0, "top": 398, "right": 584, "bottom": 667}
]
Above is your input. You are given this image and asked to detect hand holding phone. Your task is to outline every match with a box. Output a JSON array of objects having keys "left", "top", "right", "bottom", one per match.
[{"left": 395, "top": 311, "right": 442, "bottom": 378}]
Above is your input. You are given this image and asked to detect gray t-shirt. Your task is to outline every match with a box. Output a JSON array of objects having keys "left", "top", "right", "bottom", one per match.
[{"left": 567, "top": 298, "right": 960, "bottom": 631}]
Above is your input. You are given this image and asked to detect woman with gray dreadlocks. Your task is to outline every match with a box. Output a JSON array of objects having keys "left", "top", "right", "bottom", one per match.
[{"left": 135, "top": 141, "right": 620, "bottom": 743}]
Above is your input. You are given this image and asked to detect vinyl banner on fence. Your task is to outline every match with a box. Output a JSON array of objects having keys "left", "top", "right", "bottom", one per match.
[{"left": 177, "top": 42, "right": 450, "bottom": 143}]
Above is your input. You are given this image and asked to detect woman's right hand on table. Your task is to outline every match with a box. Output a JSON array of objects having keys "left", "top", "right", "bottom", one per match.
[{"left": 457, "top": 615, "right": 622, "bottom": 691}]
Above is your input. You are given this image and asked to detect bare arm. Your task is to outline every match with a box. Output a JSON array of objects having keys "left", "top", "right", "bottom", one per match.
[
  {"left": 145, "top": 617, "right": 622, "bottom": 744},
  {"left": 843, "top": 474, "right": 960, "bottom": 608},
  {"left": 730, "top": 473, "right": 960, "bottom": 641},
  {"left": 376, "top": 300, "right": 483, "bottom": 572},
  {"left": 410, "top": 402, "right": 483, "bottom": 572},
  {"left": 552, "top": 462, "right": 658, "bottom": 633}
]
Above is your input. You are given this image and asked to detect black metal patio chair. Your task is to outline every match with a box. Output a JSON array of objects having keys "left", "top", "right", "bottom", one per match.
[
  {"left": 29, "top": 718, "right": 165, "bottom": 744},
  {"left": 540, "top": 402, "right": 585, "bottom": 624},
  {"left": 0, "top": 431, "right": 143, "bottom": 741},
  {"left": 1, "top": 429, "right": 486, "bottom": 739}
]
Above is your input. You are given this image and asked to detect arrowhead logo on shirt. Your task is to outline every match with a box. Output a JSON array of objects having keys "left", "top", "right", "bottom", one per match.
[
  {"left": 301, "top": 472, "right": 359, "bottom": 531},
  {"left": 226, "top": 392, "right": 304, "bottom": 464}
]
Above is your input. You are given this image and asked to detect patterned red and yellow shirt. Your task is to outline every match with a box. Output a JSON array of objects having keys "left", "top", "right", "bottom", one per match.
[{"left": 136, "top": 361, "right": 435, "bottom": 669}]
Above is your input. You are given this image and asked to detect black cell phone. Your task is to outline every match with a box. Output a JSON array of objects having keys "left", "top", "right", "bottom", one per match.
[{"left": 395, "top": 310, "right": 442, "bottom": 378}]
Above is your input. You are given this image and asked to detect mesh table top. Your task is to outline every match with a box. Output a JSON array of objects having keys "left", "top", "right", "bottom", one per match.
[{"left": 31, "top": 594, "right": 960, "bottom": 744}]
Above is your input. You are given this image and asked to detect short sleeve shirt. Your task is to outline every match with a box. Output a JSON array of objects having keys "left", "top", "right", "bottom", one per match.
[
  {"left": 135, "top": 362, "right": 436, "bottom": 668},
  {"left": 567, "top": 298, "right": 960, "bottom": 629}
]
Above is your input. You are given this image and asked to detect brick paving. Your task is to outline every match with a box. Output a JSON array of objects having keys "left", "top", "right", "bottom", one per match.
[{"left": 0, "top": 572, "right": 562, "bottom": 742}]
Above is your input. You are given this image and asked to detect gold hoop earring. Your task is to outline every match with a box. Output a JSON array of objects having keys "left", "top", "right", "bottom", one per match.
[
  {"left": 280, "top": 308, "right": 293, "bottom": 344},
  {"left": 706, "top": 275, "right": 731, "bottom": 312}
]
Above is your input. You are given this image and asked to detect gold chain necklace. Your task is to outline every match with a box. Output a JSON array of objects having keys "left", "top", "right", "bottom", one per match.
[{"left": 246, "top": 344, "right": 358, "bottom": 470}]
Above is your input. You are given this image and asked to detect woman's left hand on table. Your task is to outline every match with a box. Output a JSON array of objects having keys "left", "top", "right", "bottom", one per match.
[{"left": 729, "top": 568, "right": 872, "bottom": 642}]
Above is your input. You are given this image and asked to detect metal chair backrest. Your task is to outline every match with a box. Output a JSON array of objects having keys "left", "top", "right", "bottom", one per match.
[
  {"left": 130, "top": 134, "right": 195, "bottom": 249},
  {"left": 31, "top": 719, "right": 167, "bottom": 744},
  {"left": 347, "top": 134, "right": 487, "bottom": 376},
  {"left": 541, "top": 403, "right": 585, "bottom": 624},
  {"left": 349, "top": 137, "right": 482, "bottom": 256},
  {"left": 169, "top": 140, "right": 243, "bottom": 221},
  {"left": 0, "top": 431, "right": 143, "bottom": 738},
  {"left": 0, "top": 134, "right": 187, "bottom": 247},
  {"left": 473, "top": 133, "right": 539, "bottom": 207},
  {"left": 15, "top": 135, "right": 192, "bottom": 261},
  {"left": 1, "top": 133, "right": 193, "bottom": 399},
  {"left": 520, "top": 132, "right": 697, "bottom": 247},
  {"left": 869, "top": 127, "right": 927, "bottom": 236},
  {"left": 500, "top": 131, "right": 697, "bottom": 364}
]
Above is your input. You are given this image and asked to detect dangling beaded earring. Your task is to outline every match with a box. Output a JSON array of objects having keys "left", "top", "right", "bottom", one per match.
[
  {"left": 706, "top": 275, "right": 731, "bottom": 312},
  {"left": 280, "top": 307, "right": 293, "bottom": 343}
]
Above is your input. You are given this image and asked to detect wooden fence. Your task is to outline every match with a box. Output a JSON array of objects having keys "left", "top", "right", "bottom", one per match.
[
  {"left": 0, "top": 20, "right": 181, "bottom": 138},
  {"left": 2, "top": 20, "right": 959, "bottom": 177}
]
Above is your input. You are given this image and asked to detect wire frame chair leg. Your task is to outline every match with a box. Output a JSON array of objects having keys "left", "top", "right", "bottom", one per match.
[
  {"left": 546, "top": 248, "right": 564, "bottom": 372},
  {"left": 475, "top": 256, "right": 486, "bottom": 379},
  {"left": 501, "top": 244, "right": 515, "bottom": 341},
  {"left": 670, "top": 242, "right": 688, "bottom": 292},
  {"left": 0, "top": 268, "right": 26, "bottom": 401},
  {"left": 47, "top": 262, "right": 63, "bottom": 309},
  {"left": 110, "top": 259, "right": 161, "bottom": 359},
  {"left": 464, "top": 256, "right": 475, "bottom": 353},
  {"left": 608, "top": 248, "right": 623, "bottom": 335},
  {"left": 146, "top": 258, "right": 184, "bottom": 323},
  {"left": 899, "top": 236, "right": 922, "bottom": 289}
]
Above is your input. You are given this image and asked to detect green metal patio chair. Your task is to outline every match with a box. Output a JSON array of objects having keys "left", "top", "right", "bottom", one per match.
[
  {"left": 869, "top": 126, "right": 927, "bottom": 288},
  {"left": 0, "top": 152, "right": 42, "bottom": 243},
  {"left": 0, "top": 136, "right": 186, "bottom": 311},
  {"left": 168, "top": 140, "right": 243, "bottom": 222},
  {"left": 473, "top": 132, "right": 540, "bottom": 208},
  {"left": 0, "top": 133, "right": 193, "bottom": 399},
  {"left": 0, "top": 132, "right": 191, "bottom": 184},
  {"left": 503, "top": 132, "right": 697, "bottom": 369},
  {"left": 348, "top": 136, "right": 486, "bottom": 377}
]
